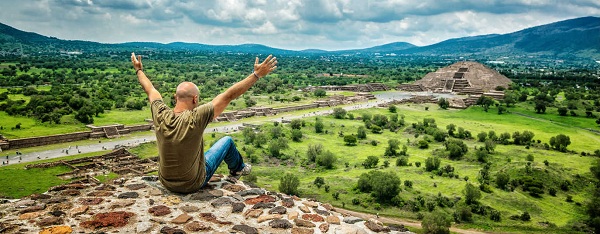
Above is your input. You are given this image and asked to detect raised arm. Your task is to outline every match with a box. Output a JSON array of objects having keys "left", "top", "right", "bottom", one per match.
[
  {"left": 131, "top": 52, "right": 162, "bottom": 102},
  {"left": 211, "top": 55, "right": 278, "bottom": 119}
]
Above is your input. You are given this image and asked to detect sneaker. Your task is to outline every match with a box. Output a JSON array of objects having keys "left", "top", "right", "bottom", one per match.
[{"left": 230, "top": 164, "right": 252, "bottom": 179}]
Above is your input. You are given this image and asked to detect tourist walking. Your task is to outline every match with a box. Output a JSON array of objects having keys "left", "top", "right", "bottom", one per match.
[{"left": 131, "top": 52, "right": 277, "bottom": 193}]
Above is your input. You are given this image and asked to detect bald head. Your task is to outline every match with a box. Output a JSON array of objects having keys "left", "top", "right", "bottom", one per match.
[{"left": 175, "top": 82, "right": 199, "bottom": 103}]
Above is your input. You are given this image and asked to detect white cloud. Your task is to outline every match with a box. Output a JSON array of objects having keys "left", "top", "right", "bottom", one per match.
[{"left": 0, "top": 0, "right": 597, "bottom": 50}]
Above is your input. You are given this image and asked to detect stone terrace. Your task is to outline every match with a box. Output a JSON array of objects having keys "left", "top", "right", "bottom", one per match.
[{"left": 0, "top": 173, "right": 412, "bottom": 234}]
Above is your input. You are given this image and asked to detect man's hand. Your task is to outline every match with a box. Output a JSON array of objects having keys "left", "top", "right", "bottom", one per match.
[
  {"left": 253, "top": 55, "right": 277, "bottom": 78},
  {"left": 131, "top": 52, "right": 143, "bottom": 71}
]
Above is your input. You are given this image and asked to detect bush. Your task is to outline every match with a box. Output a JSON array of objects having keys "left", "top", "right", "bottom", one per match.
[
  {"left": 357, "top": 170, "right": 401, "bottom": 202},
  {"left": 422, "top": 210, "right": 451, "bottom": 234},
  {"left": 558, "top": 106, "right": 568, "bottom": 116},
  {"left": 425, "top": 156, "right": 441, "bottom": 171},
  {"left": 290, "top": 119, "right": 302, "bottom": 130},
  {"left": 490, "top": 210, "right": 502, "bottom": 222},
  {"left": 549, "top": 187, "right": 557, "bottom": 196},
  {"left": 371, "top": 125, "right": 382, "bottom": 134},
  {"left": 526, "top": 154, "right": 534, "bottom": 161},
  {"left": 415, "top": 162, "right": 422, "bottom": 167},
  {"left": 357, "top": 126, "right": 367, "bottom": 139},
  {"left": 370, "top": 140, "right": 378, "bottom": 146},
  {"left": 388, "top": 105, "right": 397, "bottom": 113},
  {"left": 313, "top": 177, "right": 325, "bottom": 188},
  {"left": 464, "top": 183, "right": 481, "bottom": 205},
  {"left": 333, "top": 108, "right": 346, "bottom": 119},
  {"left": 269, "top": 138, "right": 288, "bottom": 158},
  {"left": 418, "top": 140, "right": 429, "bottom": 149},
  {"left": 363, "top": 156, "right": 379, "bottom": 169},
  {"left": 495, "top": 172, "right": 510, "bottom": 190},
  {"left": 306, "top": 144, "right": 323, "bottom": 162},
  {"left": 445, "top": 139, "right": 468, "bottom": 160},
  {"left": 315, "top": 118, "right": 324, "bottom": 133},
  {"left": 549, "top": 134, "right": 571, "bottom": 152},
  {"left": 477, "top": 132, "right": 487, "bottom": 142},
  {"left": 291, "top": 129, "right": 303, "bottom": 142},
  {"left": 438, "top": 98, "right": 450, "bottom": 109},
  {"left": 279, "top": 173, "right": 300, "bottom": 195},
  {"left": 396, "top": 157, "right": 409, "bottom": 166},
  {"left": 454, "top": 206, "right": 473, "bottom": 223},
  {"left": 520, "top": 211, "right": 531, "bottom": 221},
  {"left": 404, "top": 180, "right": 413, "bottom": 188},
  {"left": 385, "top": 139, "right": 400, "bottom": 156},
  {"left": 314, "top": 89, "right": 326, "bottom": 97},
  {"left": 352, "top": 198, "right": 360, "bottom": 205},
  {"left": 316, "top": 150, "right": 337, "bottom": 169},
  {"left": 344, "top": 135, "right": 358, "bottom": 146}
]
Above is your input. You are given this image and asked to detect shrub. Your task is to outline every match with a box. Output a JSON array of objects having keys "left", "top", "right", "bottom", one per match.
[
  {"left": 549, "top": 187, "right": 557, "bottom": 196},
  {"left": 269, "top": 138, "right": 289, "bottom": 158},
  {"left": 385, "top": 139, "right": 400, "bottom": 156},
  {"left": 418, "top": 140, "right": 429, "bottom": 149},
  {"left": 415, "top": 161, "right": 422, "bottom": 167},
  {"left": 445, "top": 139, "right": 468, "bottom": 160},
  {"left": 422, "top": 210, "right": 451, "bottom": 234},
  {"left": 291, "top": 129, "right": 302, "bottom": 142},
  {"left": 290, "top": 119, "right": 302, "bottom": 130},
  {"left": 333, "top": 108, "right": 346, "bottom": 119},
  {"left": 477, "top": 132, "right": 487, "bottom": 142},
  {"left": 464, "top": 183, "right": 481, "bottom": 205},
  {"left": 558, "top": 106, "right": 568, "bottom": 116},
  {"left": 490, "top": 210, "right": 502, "bottom": 222},
  {"left": 357, "top": 170, "right": 401, "bottom": 202},
  {"left": 425, "top": 156, "right": 441, "bottom": 171},
  {"left": 438, "top": 98, "right": 450, "bottom": 109},
  {"left": 357, "top": 126, "right": 367, "bottom": 139},
  {"left": 332, "top": 192, "right": 340, "bottom": 200},
  {"left": 316, "top": 150, "right": 337, "bottom": 169},
  {"left": 520, "top": 211, "right": 531, "bottom": 221},
  {"left": 404, "top": 180, "right": 413, "bottom": 188},
  {"left": 363, "top": 156, "right": 379, "bottom": 169},
  {"left": 396, "top": 157, "right": 409, "bottom": 166},
  {"left": 279, "top": 173, "right": 300, "bottom": 195},
  {"left": 306, "top": 144, "right": 323, "bottom": 162},
  {"left": 314, "top": 89, "right": 326, "bottom": 97},
  {"left": 315, "top": 118, "right": 324, "bottom": 133},
  {"left": 549, "top": 134, "right": 571, "bottom": 152},
  {"left": 370, "top": 140, "right": 378, "bottom": 146},
  {"left": 495, "top": 172, "right": 510, "bottom": 190},
  {"left": 324, "top": 185, "right": 330, "bottom": 193},
  {"left": 313, "top": 177, "right": 325, "bottom": 188},
  {"left": 344, "top": 135, "right": 358, "bottom": 146},
  {"left": 454, "top": 206, "right": 473, "bottom": 223},
  {"left": 388, "top": 105, "right": 397, "bottom": 113},
  {"left": 352, "top": 198, "right": 360, "bottom": 205},
  {"left": 371, "top": 125, "right": 383, "bottom": 134}
]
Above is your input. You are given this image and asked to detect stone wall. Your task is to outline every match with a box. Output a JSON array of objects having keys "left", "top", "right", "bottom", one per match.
[{"left": 4, "top": 124, "right": 154, "bottom": 150}]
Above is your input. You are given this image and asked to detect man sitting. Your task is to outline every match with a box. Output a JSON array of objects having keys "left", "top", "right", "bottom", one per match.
[{"left": 131, "top": 52, "right": 277, "bottom": 193}]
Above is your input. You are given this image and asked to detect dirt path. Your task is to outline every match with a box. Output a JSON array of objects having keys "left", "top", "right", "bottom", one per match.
[{"left": 334, "top": 207, "right": 489, "bottom": 234}]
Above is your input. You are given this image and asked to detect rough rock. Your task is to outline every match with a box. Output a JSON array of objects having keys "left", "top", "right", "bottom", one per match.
[
  {"left": 142, "top": 175, "right": 159, "bottom": 181},
  {"left": 335, "top": 225, "right": 368, "bottom": 234},
  {"left": 302, "top": 201, "right": 318, "bottom": 208},
  {"left": 171, "top": 213, "right": 193, "bottom": 224},
  {"left": 257, "top": 214, "right": 282, "bottom": 223},
  {"left": 343, "top": 216, "right": 363, "bottom": 224},
  {"left": 365, "top": 219, "right": 390, "bottom": 232},
  {"left": 269, "top": 219, "right": 292, "bottom": 229},
  {"left": 19, "top": 204, "right": 45, "bottom": 214},
  {"left": 190, "top": 189, "right": 222, "bottom": 201},
  {"left": 237, "top": 188, "right": 265, "bottom": 196},
  {"left": 160, "top": 226, "right": 186, "bottom": 234},
  {"left": 315, "top": 208, "right": 330, "bottom": 216},
  {"left": 126, "top": 183, "right": 147, "bottom": 190},
  {"left": 149, "top": 205, "right": 171, "bottom": 216},
  {"left": 179, "top": 205, "right": 200, "bottom": 213},
  {"left": 232, "top": 224, "right": 258, "bottom": 234},
  {"left": 282, "top": 197, "right": 294, "bottom": 208},
  {"left": 118, "top": 192, "right": 139, "bottom": 199},
  {"left": 327, "top": 215, "right": 341, "bottom": 224},
  {"left": 232, "top": 202, "right": 245, "bottom": 213},
  {"left": 320, "top": 223, "right": 330, "bottom": 233},
  {"left": 294, "top": 218, "right": 316, "bottom": 227},
  {"left": 222, "top": 184, "right": 245, "bottom": 192},
  {"left": 49, "top": 210, "right": 66, "bottom": 217},
  {"left": 269, "top": 206, "right": 287, "bottom": 214},
  {"left": 210, "top": 197, "right": 234, "bottom": 207},
  {"left": 199, "top": 213, "right": 232, "bottom": 225},
  {"left": 87, "top": 191, "right": 113, "bottom": 197},
  {"left": 109, "top": 200, "right": 135, "bottom": 209},
  {"left": 39, "top": 225, "right": 73, "bottom": 234},
  {"left": 252, "top": 202, "right": 276, "bottom": 209},
  {"left": 79, "top": 197, "right": 104, "bottom": 206},
  {"left": 299, "top": 205, "right": 311, "bottom": 213},
  {"left": 162, "top": 195, "right": 182, "bottom": 206},
  {"left": 185, "top": 221, "right": 212, "bottom": 232},
  {"left": 244, "top": 209, "right": 263, "bottom": 218},
  {"left": 244, "top": 194, "right": 275, "bottom": 205},
  {"left": 80, "top": 211, "right": 134, "bottom": 229},
  {"left": 322, "top": 203, "right": 334, "bottom": 211},
  {"left": 137, "top": 221, "right": 154, "bottom": 233},
  {"left": 61, "top": 189, "right": 81, "bottom": 196},
  {"left": 37, "top": 217, "right": 63, "bottom": 227},
  {"left": 292, "top": 227, "right": 315, "bottom": 234},
  {"left": 288, "top": 211, "right": 299, "bottom": 220},
  {"left": 18, "top": 211, "right": 44, "bottom": 220},
  {"left": 30, "top": 193, "right": 51, "bottom": 200},
  {"left": 302, "top": 213, "right": 324, "bottom": 222}
]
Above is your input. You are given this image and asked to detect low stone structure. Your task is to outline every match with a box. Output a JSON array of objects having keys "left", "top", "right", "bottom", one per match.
[
  {"left": 305, "top": 83, "right": 389, "bottom": 92},
  {"left": 0, "top": 173, "right": 412, "bottom": 233},
  {"left": 2, "top": 123, "right": 153, "bottom": 150}
]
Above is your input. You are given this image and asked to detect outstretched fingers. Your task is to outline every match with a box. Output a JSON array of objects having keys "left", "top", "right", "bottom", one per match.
[
  {"left": 138, "top": 55, "right": 142, "bottom": 63},
  {"left": 261, "top": 55, "right": 273, "bottom": 65}
]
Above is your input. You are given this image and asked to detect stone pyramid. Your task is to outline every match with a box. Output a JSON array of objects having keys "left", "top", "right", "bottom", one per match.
[{"left": 414, "top": 61, "right": 512, "bottom": 93}]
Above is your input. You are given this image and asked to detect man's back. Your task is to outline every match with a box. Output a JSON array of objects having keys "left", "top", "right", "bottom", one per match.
[{"left": 151, "top": 99, "right": 214, "bottom": 193}]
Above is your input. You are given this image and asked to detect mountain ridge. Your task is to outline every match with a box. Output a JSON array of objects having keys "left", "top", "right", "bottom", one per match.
[{"left": 0, "top": 16, "right": 599, "bottom": 59}]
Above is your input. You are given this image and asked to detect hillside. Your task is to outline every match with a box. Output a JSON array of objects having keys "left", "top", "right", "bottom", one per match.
[{"left": 1, "top": 16, "right": 599, "bottom": 59}]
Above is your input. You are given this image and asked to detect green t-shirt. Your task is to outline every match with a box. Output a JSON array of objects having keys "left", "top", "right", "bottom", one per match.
[{"left": 151, "top": 99, "right": 214, "bottom": 193}]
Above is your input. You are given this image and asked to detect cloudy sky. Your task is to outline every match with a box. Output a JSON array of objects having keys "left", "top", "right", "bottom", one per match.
[{"left": 1, "top": 0, "right": 599, "bottom": 51}]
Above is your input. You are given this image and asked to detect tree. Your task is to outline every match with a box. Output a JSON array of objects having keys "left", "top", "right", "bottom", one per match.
[
  {"left": 315, "top": 118, "right": 324, "bottom": 133},
  {"left": 535, "top": 100, "right": 547, "bottom": 113},
  {"left": 333, "top": 108, "right": 346, "bottom": 119},
  {"left": 464, "top": 183, "right": 481, "bottom": 205},
  {"left": 363, "top": 156, "right": 379, "bottom": 169},
  {"left": 313, "top": 177, "right": 325, "bottom": 188},
  {"left": 313, "top": 89, "right": 326, "bottom": 97},
  {"left": 291, "top": 129, "right": 303, "bottom": 142},
  {"left": 371, "top": 125, "right": 382, "bottom": 134},
  {"left": 242, "top": 127, "right": 256, "bottom": 144},
  {"left": 244, "top": 97, "right": 256, "bottom": 107},
  {"left": 306, "top": 144, "right": 323, "bottom": 162},
  {"left": 495, "top": 172, "right": 510, "bottom": 190},
  {"left": 477, "top": 96, "right": 495, "bottom": 112},
  {"left": 357, "top": 170, "right": 401, "bottom": 202},
  {"left": 549, "top": 134, "right": 571, "bottom": 152},
  {"left": 279, "top": 173, "right": 300, "bottom": 195},
  {"left": 499, "top": 132, "right": 511, "bottom": 145},
  {"left": 384, "top": 139, "right": 400, "bottom": 156},
  {"left": 422, "top": 210, "right": 451, "bottom": 234},
  {"left": 316, "top": 150, "right": 337, "bottom": 169},
  {"left": 425, "top": 156, "right": 441, "bottom": 171},
  {"left": 445, "top": 139, "right": 468, "bottom": 160},
  {"left": 269, "top": 138, "right": 288, "bottom": 158},
  {"left": 446, "top": 124, "right": 456, "bottom": 137},
  {"left": 484, "top": 139, "right": 496, "bottom": 153},
  {"left": 344, "top": 135, "right": 357, "bottom": 146},
  {"left": 271, "top": 126, "right": 283, "bottom": 139},
  {"left": 253, "top": 133, "right": 268, "bottom": 148},
  {"left": 357, "top": 126, "right": 367, "bottom": 139},
  {"left": 477, "top": 132, "right": 487, "bottom": 142},
  {"left": 438, "top": 98, "right": 450, "bottom": 109},
  {"left": 558, "top": 106, "right": 568, "bottom": 116},
  {"left": 388, "top": 105, "right": 397, "bottom": 113},
  {"left": 396, "top": 157, "right": 409, "bottom": 166},
  {"left": 290, "top": 119, "right": 302, "bottom": 129}
]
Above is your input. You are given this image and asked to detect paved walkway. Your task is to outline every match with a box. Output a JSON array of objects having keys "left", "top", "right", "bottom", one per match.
[{"left": 1, "top": 91, "right": 456, "bottom": 166}]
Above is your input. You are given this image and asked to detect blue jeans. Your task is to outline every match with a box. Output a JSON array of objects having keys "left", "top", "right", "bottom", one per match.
[{"left": 202, "top": 136, "right": 245, "bottom": 187}]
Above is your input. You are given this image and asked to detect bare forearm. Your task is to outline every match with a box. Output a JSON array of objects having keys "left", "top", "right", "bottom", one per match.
[
  {"left": 220, "top": 73, "right": 259, "bottom": 101},
  {"left": 137, "top": 71, "right": 155, "bottom": 94}
]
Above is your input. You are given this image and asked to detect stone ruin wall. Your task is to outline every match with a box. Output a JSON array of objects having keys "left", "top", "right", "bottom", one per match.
[{"left": 4, "top": 124, "right": 153, "bottom": 150}]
